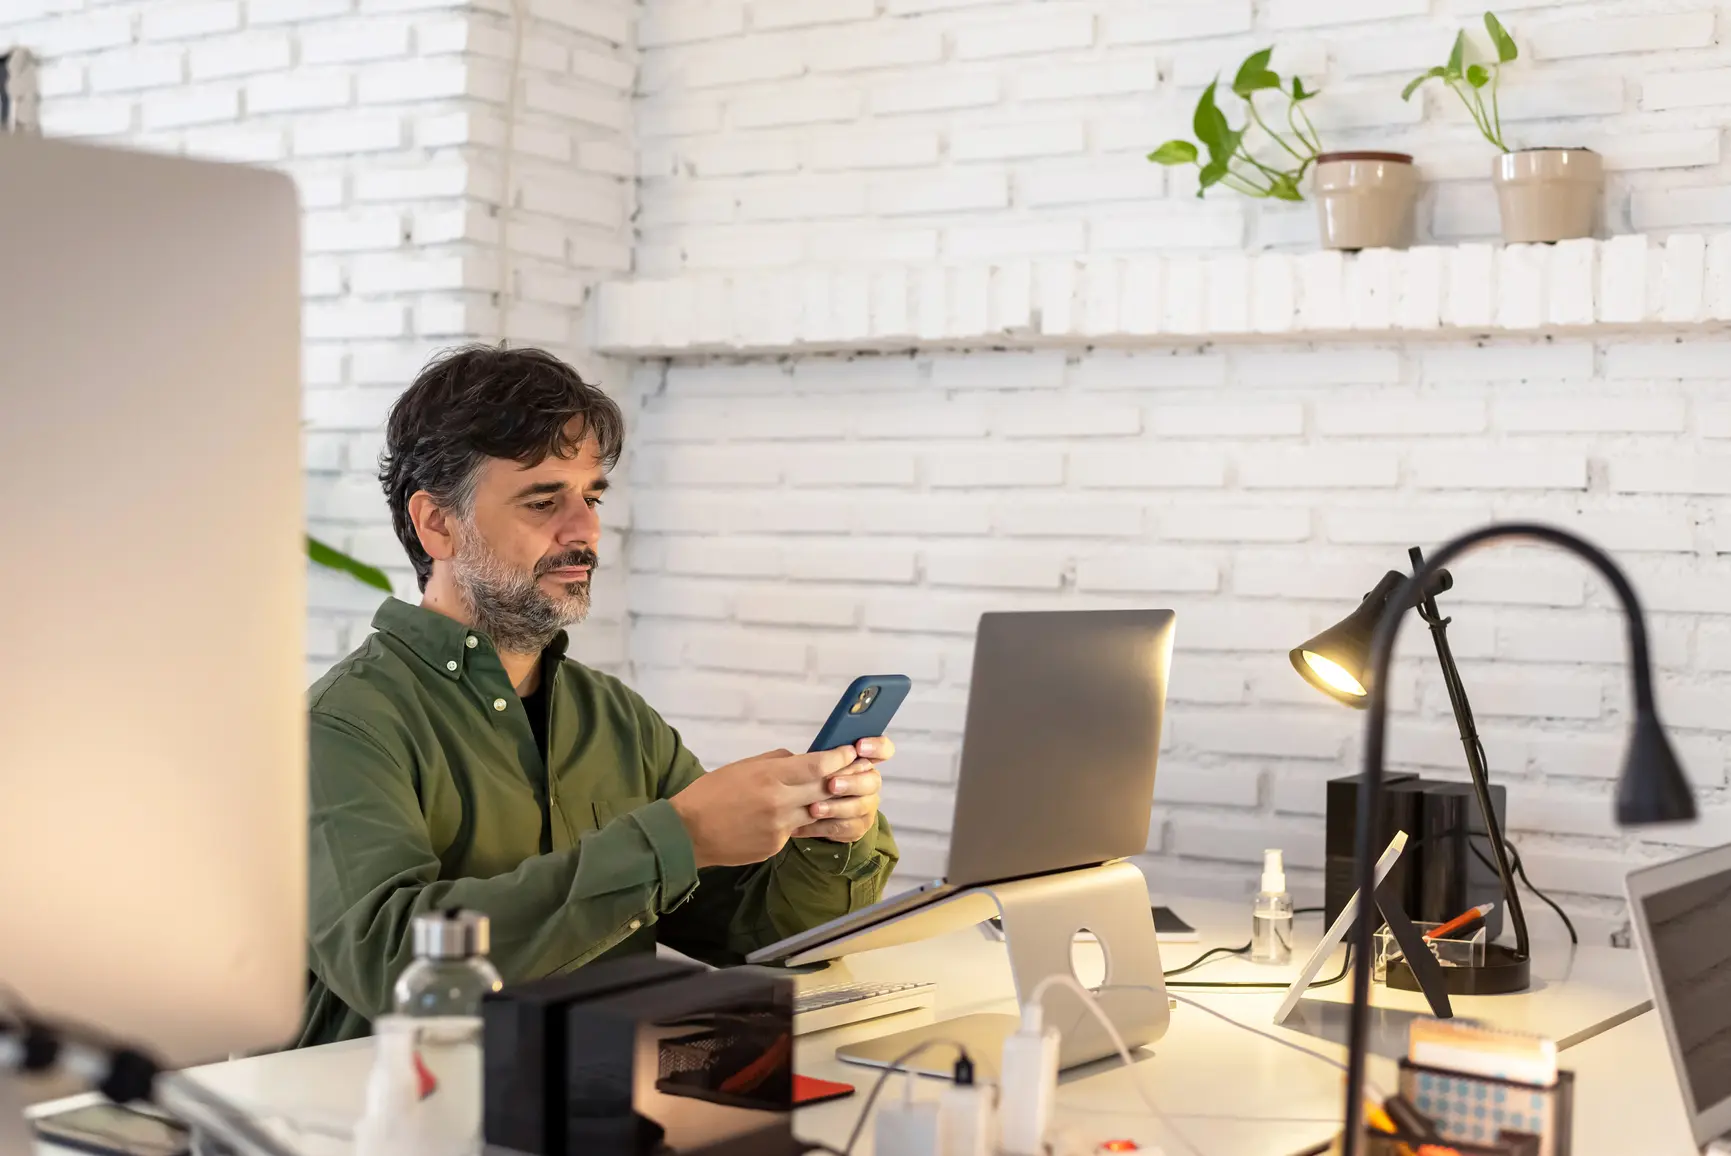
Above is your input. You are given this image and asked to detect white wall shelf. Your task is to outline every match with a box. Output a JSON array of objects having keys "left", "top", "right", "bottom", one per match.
[{"left": 593, "top": 233, "right": 1731, "bottom": 358}]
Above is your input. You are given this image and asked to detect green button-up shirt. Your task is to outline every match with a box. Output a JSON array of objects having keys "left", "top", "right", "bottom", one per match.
[{"left": 295, "top": 599, "right": 898, "bottom": 1048}]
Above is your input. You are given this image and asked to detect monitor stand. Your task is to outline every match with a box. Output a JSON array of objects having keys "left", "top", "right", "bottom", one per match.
[{"left": 834, "top": 861, "right": 1169, "bottom": 1080}]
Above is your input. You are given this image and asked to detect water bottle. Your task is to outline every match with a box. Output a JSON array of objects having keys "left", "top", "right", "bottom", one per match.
[
  {"left": 393, "top": 908, "right": 502, "bottom": 1020},
  {"left": 387, "top": 909, "right": 502, "bottom": 1156}
]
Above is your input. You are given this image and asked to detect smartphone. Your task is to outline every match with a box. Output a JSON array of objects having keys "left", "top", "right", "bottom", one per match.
[
  {"left": 808, "top": 675, "right": 911, "bottom": 754},
  {"left": 32, "top": 1102, "right": 190, "bottom": 1156}
]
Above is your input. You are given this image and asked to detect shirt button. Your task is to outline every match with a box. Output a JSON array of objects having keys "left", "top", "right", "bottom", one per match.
[
  {"left": 446, "top": 660, "right": 458, "bottom": 672},
  {"left": 466, "top": 635, "right": 478, "bottom": 649},
  {"left": 629, "top": 920, "right": 642, "bottom": 932},
  {"left": 493, "top": 698, "right": 507, "bottom": 712}
]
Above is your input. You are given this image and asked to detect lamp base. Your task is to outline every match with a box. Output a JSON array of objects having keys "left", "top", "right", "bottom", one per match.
[{"left": 1385, "top": 941, "right": 1530, "bottom": 995}]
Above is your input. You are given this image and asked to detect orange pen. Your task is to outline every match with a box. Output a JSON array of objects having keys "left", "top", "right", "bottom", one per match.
[{"left": 1424, "top": 902, "right": 1495, "bottom": 941}]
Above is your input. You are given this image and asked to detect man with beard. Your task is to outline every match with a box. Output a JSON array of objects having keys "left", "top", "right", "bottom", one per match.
[{"left": 295, "top": 345, "right": 898, "bottom": 1047}]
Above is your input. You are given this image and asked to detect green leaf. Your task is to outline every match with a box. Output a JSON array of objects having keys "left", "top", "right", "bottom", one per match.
[
  {"left": 1231, "top": 47, "right": 1280, "bottom": 97},
  {"left": 1147, "top": 140, "right": 1199, "bottom": 165},
  {"left": 1268, "top": 173, "right": 1304, "bottom": 202},
  {"left": 1198, "top": 158, "right": 1229, "bottom": 192},
  {"left": 1445, "top": 30, "right": 1466, "bottom": 80},
  {"left": 1290, "top": 76, "right": 1316, "bottom": 101},
  {"left": 1193, "top": 78, "right": 1230, "bottom": 153},
  {"left": 308, "top": 535, "right": 393, "bottom": 593},
  {"left": 1466, "top": 63, "right": 1490, "bottom": 88},
  {"left": 1485, "top": 11, "right": 1518, "bottom": 62},
  {"left": 1402, "top": 66, "right": 1446, "bottom": 101}
]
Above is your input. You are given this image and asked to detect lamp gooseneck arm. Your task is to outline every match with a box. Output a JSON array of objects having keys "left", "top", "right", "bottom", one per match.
[{"left": 1341, "top": 523, "right": 1663, "bottom": 1156}]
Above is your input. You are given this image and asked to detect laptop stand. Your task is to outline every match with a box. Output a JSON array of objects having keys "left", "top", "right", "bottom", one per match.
[{"left": 804, "top": 861, "right": 1170, "bottom": 1078}]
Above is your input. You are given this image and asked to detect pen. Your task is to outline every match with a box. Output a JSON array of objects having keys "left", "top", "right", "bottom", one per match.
[{"left": 1425, "top": 901, "right": 1495, "bottom": 941}]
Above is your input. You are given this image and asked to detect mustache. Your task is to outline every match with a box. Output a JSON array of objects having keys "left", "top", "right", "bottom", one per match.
[{"left": 536, "top": 549, "right": 598, "bottom": 579}]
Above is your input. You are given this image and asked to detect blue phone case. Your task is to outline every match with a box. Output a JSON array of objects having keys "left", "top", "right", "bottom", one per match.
[{"left": 808, "top": 675, "right": 911, "bottom": 753}]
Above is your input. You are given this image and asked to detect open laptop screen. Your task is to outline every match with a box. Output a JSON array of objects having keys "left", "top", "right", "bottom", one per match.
[{"left": 1638, "top": 864, "right": 1731, "bottom": 1116}]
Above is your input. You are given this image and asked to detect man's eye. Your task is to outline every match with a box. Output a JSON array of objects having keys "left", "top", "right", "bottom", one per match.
[
  {"left": 527, "top": 500, "right": 555, "bottom": 512},
  {"left": 585, "top": 496, "right": 605, "bottom": 509}
]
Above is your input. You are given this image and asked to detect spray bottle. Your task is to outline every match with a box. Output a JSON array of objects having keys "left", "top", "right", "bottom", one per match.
[{"left": 1251, "top": 848, "right": 1293, "bottom": 964}]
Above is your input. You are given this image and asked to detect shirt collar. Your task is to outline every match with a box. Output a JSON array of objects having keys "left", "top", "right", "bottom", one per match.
[{"left": 371, "top": 599, "right": 571, "bottom": 680}]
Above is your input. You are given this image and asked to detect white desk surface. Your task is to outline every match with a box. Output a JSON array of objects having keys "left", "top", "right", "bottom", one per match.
[
  {"left": 1566, "top": 1009, "right": 1699, "bottom": 1156},
  {"left": 24, "top": 897, "right": 1666, "bottom": 1156}
]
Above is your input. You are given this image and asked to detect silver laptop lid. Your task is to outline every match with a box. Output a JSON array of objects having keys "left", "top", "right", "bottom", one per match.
[
  {"left": 1626, "top": 844, "right": 1731, "bottom": 1147},
  {"left": 946, "top": 610, "right": 1175, "bottom": 887}
]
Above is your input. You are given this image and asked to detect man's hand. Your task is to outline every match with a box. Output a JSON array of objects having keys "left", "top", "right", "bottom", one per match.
[
  {"left": 669, "top": 745, "right": 869, "bottom": 868},
  {"left": 793, "top": 736, "right": 892, "bottom": 845}
]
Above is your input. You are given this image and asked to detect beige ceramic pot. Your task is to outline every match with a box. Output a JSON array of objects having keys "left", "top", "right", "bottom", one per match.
[
  {"left": 1312, "top": 151, "right": 1418, "bottom": 251},
  {"left": 1492, "top": 148, "right": 1602, "bottom": 243}
]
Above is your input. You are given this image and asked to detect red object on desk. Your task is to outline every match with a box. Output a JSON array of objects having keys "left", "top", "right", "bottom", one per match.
[{"left": 792, "top": 1074, "right": 856, "bottom": 1106}]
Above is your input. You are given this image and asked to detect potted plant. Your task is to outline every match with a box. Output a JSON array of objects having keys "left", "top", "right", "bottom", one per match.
[
  {"left": 1149, "top": 49, "right": 1418, "bottom": 251},
  {"left": 1404, "top": 12, "right": 1602, "bottom": 243}
]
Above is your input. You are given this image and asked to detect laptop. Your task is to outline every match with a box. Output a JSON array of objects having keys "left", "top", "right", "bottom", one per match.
[
  {"left": 1625, "top": 844, "right": 1731, "bottom": 1151},
  {"left": 748, "top": 608, "right": 1176, "bottom": 965}
]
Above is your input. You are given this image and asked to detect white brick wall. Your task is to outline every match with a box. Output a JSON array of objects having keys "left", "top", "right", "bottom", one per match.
[
  {"left": 625, "top": 339, "right": 1731, "bottom": 933},
  {"left": 3, "top": 0, "right": 636, "bottom": 682},
  {"left": 18, "top": 0, "right": 1731, "bottom": 934}
]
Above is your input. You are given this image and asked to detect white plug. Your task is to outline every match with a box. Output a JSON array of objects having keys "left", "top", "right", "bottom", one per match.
[
  {"left": 874, "top": 1068, "right": 943, "bottom": 1156},
  {"left": 937, "top": 1054, "right": 996, "bottom": 1156},
  {"left": 997, "top": 1003, "right": 1060, "bottom": 1156}
]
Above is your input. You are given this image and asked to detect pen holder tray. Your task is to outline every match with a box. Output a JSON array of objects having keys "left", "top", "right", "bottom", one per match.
[
  {"left": 1375, "top": 921, "right": 1486, "bottom": 979},
  {"left": 1377, "top": 921, "right": 1531, "bottom": 996},
  {"left": 1393, "top": 1060, "right": 1573, "bottom": 1156}
]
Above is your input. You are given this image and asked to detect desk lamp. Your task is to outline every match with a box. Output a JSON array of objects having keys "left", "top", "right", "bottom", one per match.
[
  {"left": 1305, "top": 523, "right": 1695, "bottom": 1156},
  {"left": 1293, "top": 547, "right": 1532, "bottom": 996}
]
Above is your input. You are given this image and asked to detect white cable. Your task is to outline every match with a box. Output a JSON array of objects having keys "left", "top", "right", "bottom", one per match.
[
  {"left": 1026, "top": 974, "right": 1204, "bottom": 1156},
  {"left": 1164, "top": 991, "right": 1392, "bottom": 1102},
  {"left": 495, "top": 0, "right": 528, "bottom": 343}
]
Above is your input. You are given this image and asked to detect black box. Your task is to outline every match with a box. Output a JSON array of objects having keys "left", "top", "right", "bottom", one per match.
[
  {"left": 564, "top": 966, "right": 800, "bottom": 1156},
  {"left": 482, "top": 956, "right": 699, "bottom": 1156},
  {"left": 1326, "top": 774, "right": 1506, "bottom": 941}
]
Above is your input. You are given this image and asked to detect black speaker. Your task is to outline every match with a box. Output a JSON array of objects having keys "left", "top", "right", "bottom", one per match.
[{"left": 1325, "top": 774, "right": 1506, "bottom": 940}]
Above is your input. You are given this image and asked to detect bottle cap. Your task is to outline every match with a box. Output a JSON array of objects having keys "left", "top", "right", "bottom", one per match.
[
  {"left": 1260, "top": 849, "right": 1286, "bottom": 894},
  {"left": 411, "top": 908, "right": 490, "bottom": 960}
]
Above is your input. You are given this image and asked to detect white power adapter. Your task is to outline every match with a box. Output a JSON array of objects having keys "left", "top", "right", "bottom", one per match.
[
  {"left": 874, "top": 1097, "right": 942, "bottom": 1156},
  {"left": 998, "top": 1005, "right": 1061, "bottom": 1156},
  {"left": 937, "top": 1054, "right": 996, "bottom": 1156}
]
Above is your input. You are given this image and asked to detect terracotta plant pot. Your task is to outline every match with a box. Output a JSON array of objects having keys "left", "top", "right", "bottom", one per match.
[
  {"left": 1312, "top": 151, "right": 1419, "bottom": 251},
  {"left": 1492, "top": 148, "right": 1602, "bottom": 244}
]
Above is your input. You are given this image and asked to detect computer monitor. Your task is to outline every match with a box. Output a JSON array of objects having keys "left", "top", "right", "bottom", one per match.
[
  {"left": 1626, "top": 844, "right": 1731, "bottom": 1148},
  {"left": 0, "top": 134, "right": 306, "bottom": 1067}
]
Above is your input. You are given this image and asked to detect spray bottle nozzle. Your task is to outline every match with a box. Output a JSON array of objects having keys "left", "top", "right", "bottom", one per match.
[{"left": 1260, "top": 848, "right": 1286, "bottom": 894}]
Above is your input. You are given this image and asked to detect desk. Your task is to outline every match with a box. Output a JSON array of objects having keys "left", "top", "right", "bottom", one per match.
[
  {"left": 23, "top": 900, "right": 1666, "bottom": 1156},
  {"left": 1567, "top": 1009, "right": 1697, "bottom": 1156}
]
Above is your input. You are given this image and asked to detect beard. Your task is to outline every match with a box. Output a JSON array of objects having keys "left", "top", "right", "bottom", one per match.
[{"left": 450, "top": 525, "right": 595, "bottom": 654}]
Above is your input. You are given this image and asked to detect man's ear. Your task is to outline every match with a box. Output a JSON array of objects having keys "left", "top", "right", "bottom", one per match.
[{"left": 408, "top": 491, "right": 458, "bottom": 565}]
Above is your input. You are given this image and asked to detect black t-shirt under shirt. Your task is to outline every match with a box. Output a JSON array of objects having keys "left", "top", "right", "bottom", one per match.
[{"left": 521, "top": 672, "right": 552, "bottom": 853}]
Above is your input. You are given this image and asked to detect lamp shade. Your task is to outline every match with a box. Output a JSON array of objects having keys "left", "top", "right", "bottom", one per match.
[
  {"left": 1617, "top": 710, "right": 1698, "bottom": 826},
  {"left": 1289, "top": 570, "right": 1406, "bottom": 707}
]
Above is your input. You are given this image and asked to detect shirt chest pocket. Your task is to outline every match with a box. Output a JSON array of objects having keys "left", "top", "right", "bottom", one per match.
[{"left": 590, "top": 795, "right": 652, "bottom": 830}]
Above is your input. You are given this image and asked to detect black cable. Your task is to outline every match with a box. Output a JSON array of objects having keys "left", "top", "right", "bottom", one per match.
[
  {"left": 1163, "top": 942, "right": 1250, "bottom": 978},
  {"left": 1294, "top": 905, "right": 1325, "bottom": 916},
  {"left": 1167, "top": 943, "right": 1355, "bottom": 991},
  {"left": 1469, "top": 834, "right": 1578, "bottom": 945}
]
